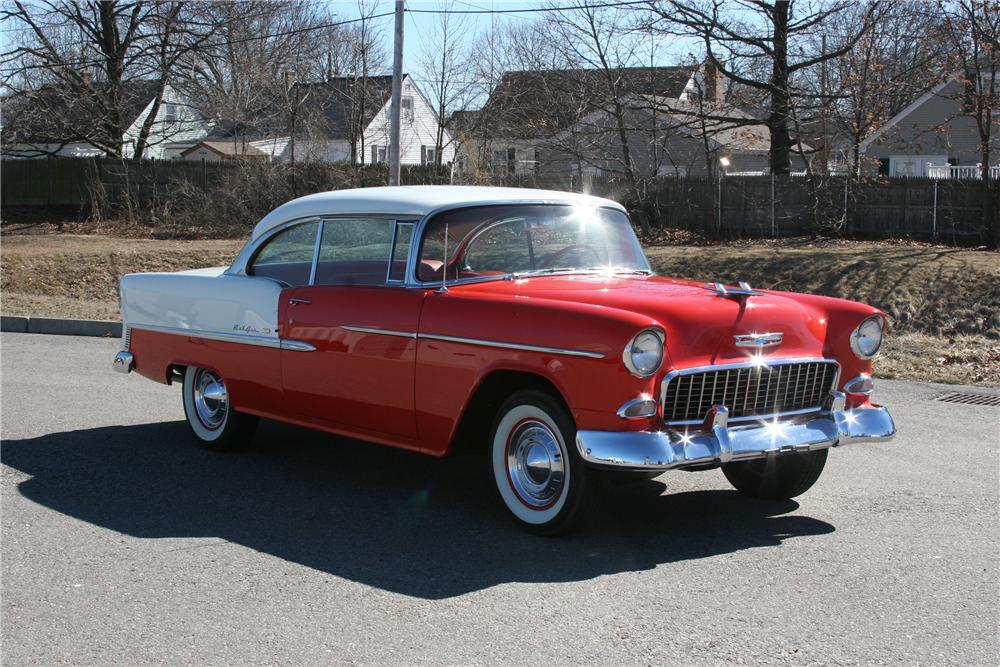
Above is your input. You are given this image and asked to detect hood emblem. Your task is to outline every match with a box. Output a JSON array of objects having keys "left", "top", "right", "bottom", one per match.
[
  {"left": 706, "top": 281, "right": 761, "bottom": 299},
  {"left": 734, "top": 332, "right": 783, "bottom": 348}
]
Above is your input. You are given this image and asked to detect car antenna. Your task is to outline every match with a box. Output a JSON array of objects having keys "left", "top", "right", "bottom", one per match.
[{"left": 436, "top": 222, "right": 449, "bottom": 293}]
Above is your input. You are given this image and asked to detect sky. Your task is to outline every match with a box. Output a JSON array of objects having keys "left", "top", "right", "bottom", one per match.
[
  {"left": 327, "top": 0, "right": 696, "bottom": 108},
  {"left": 328, "top": 1, "right": 555, "bottom": 87}
]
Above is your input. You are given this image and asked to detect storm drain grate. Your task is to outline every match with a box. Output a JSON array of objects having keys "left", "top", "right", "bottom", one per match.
[{"left": 935, "top": 392, "right": 1000, "bottom": 407}]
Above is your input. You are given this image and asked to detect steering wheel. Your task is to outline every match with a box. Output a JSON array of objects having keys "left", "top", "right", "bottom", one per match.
[{"left": 538, "top": 244, "right": 603, "bottom": 270}]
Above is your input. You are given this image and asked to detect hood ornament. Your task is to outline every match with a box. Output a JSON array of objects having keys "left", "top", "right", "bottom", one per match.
[
  {"left": 705, "top": 281, "right": 761, "bottom": 299},
  {"left": 734, "top": 332, "right": 783, "bottom": 348}
]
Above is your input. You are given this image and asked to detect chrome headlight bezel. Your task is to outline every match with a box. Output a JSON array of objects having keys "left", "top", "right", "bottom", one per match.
[
  {"left": 850, "top": 315, "right": 884, "bottom": 359},
  {"left": 623, "top": 328, "right": 665, "bottom": 377}
]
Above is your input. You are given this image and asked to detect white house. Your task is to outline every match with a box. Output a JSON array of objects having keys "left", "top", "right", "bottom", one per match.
[
  {"left": 1, "top": 82, "right": 210, "bottom": 160},
  {"left": 236, "top": 74, "right": 454, "bottom": 166}
]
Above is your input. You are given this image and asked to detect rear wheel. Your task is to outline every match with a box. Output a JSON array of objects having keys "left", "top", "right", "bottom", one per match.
[
  {"left": 489, "top": 389, "right": 591, "bottom": 535},
  {"left": 722, "top": 449, "right": 828, "bottom": 500},
  {"left": 181, "top": 366, "right": 258, "bottom": 450}
]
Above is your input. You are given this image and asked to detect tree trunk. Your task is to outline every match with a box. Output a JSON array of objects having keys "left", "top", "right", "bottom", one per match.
[{"left": 768, "top": 0, "right": 792, "bottom": 176}]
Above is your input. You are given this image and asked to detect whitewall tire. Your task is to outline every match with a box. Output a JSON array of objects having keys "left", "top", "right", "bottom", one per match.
[
  {"left": 490, "top": 389, "right": 591, "bottom": 534},
  {"left": 181, "top": 366, "right": 258, "bottom": 450}
]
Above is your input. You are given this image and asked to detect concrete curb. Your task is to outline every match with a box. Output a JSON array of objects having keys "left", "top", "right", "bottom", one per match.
[{"left": 1, "top": 316, "right": 121, "bottom": 338}]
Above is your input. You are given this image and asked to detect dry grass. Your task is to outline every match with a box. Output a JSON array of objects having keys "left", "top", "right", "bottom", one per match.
[
  {"left": 1, "top": 235, "right": 242, "bottom": 320},
  {"left": 2, "top": 232, "right": 997, "bottom": 386}
]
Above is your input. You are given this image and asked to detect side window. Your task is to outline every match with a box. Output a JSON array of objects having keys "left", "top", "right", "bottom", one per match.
[
  {"left": 314, "top": 219, "right": 399, "bottom": 286},
  {"left": 389, "top": 223, "right": 413, "bottom": 282},
  {"left": 248, "top": 221, "right": 319, "bottom": 286},
  {"left": 464, "top": 220, "right": 532, "bottom": 274}
]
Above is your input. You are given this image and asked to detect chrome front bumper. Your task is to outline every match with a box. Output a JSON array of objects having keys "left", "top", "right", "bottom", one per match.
[{"left": 576, "top": 391, "right": 895, "bottom": 470}]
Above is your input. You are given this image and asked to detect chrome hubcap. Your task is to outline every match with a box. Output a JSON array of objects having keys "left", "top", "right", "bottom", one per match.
[
  {"left": 506, "top": 420, "right": 565, "bottom": 508},
  {"left": 193, "top": 369, "right": 228, "bottom": 430}
]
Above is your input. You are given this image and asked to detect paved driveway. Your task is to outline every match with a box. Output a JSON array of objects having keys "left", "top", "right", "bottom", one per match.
[{"left": 2, "top": 333, "right": 998, "bottom": 664}]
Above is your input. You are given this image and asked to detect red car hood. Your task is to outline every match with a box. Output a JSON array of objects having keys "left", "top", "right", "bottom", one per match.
[{"left": 456, "top": 274, "right": 832, "bottom": 367}]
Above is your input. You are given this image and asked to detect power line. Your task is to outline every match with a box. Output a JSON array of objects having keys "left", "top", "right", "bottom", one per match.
[
  {"left": 406, "top": 0, "right": 651, "bottom": 14},
  {"left": 4, "top": 1, "right": 654, "bottom": 75}
]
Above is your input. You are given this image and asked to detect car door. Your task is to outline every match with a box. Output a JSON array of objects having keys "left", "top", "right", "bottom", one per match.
[{"left": 278, "top": 218, "right": 425, "bottom": 439}]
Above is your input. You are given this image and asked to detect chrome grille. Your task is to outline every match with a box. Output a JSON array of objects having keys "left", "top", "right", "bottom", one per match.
[
  {"left": 661, "top": 360, "right": 839, "bottom": 425},
  {"left": 122, "top": 325, "right": 132, "bottom": 351}
]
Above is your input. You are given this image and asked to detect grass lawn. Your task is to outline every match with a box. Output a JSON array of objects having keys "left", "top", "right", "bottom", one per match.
[{"left": 2, "top": 231, "right": 997, "bottom": 386}]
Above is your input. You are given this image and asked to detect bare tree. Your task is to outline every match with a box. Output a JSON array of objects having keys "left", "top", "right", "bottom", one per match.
[
  {"left": 647, "top": 0, "right": 882, "bottom": 175},
  {"left": 937, "top": 0, "right": 1000, "bottom": 247},
  {"left": 173, "top": 1, "right": 338, "bottom": 153},
  {"left": 797, "top": 1, "right": 942, "bottom": 175},
  {"left": 545, "top": 0, "right": 648, "bottom": 186},
  {"left": 2, "top": 0, "right": 211, "bottom": 158},
  {"left": 342, "top": 0, "right": 389, "bottom": 165},
  {"left": 415, "top": 0, "right": 474, "bottom": 166}
]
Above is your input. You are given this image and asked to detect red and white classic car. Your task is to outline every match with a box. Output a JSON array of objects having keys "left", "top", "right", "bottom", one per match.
[{"left": 115, "top": 186, "right": 895, "bottom": 533}]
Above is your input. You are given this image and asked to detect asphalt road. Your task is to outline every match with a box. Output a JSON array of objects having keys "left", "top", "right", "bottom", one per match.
[{"left": 2, "top": 332, "right": 998, "bottom": 665}]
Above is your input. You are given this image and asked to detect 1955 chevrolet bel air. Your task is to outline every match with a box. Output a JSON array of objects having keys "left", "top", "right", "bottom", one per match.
[{"left": 115, "top": 185, "right": 895, "bottom": 533}]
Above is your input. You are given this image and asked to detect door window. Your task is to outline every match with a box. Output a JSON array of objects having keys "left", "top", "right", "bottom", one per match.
[
  {"left": 314, "top": 219, "right": 405, "bottom": 286},
  {"left": 248, "top": 221, "right": 319, "bottom": 286}
]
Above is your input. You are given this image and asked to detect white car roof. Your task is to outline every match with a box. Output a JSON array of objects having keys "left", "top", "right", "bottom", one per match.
[{"left": 251, "top": 185, "right": 626, "bottom": 240}]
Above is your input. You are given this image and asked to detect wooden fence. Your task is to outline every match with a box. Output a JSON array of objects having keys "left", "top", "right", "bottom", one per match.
[{"left": 2, "top": 158, "right": 996, "bottom": 244}]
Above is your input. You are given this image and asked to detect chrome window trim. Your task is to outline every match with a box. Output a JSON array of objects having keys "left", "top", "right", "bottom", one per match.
[
  {"left": 386, "top": 221, "right": 415, "bottom": 285},
  {"left": 420, "top": 332, "right": 606, "bottom": 359},
  {"left": 308, "top": 219, "right": 325, "bottom": 286},
  {"left": 659, "top": 357, "right": 842, "bottom": 424},
  {"left": 227, "top": 213, "right": 422, "bottom": 278},
  {"left": 229, "top": 216, "right": 323, "bottom": 278},
  {"left": 404, "top": 200, "right": 637, "bottom": 289}
]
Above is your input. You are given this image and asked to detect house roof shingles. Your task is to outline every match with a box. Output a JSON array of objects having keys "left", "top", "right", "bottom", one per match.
[{"left": 469, "top": 66, "right": 696, "bottom": 140}]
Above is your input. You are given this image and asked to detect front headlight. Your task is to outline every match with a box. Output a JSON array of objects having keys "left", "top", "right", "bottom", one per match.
[
  {"left": 850, "top": 315, "right": 884, "bottom": 359},
  {"left": 623, "top": 328, "right": 664, "bottom": 377}
]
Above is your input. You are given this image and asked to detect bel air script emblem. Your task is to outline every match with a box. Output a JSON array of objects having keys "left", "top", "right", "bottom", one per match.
[{"left": 734, "top": 332, "right": 784, "bottom": 348}]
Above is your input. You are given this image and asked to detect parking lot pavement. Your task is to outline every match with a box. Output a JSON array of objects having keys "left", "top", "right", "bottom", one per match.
[{"left": 2, "top": 332, "right": 998, "bottom": 665}]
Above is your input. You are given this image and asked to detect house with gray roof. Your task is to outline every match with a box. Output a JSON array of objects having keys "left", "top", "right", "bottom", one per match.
[
  {"left": 452, "top": 62, "right": 731, "bottom": 177},
  {"left": 536, "top": 96, "right": 809, "bottom": 180},
  {"left": 852, "top": 72, "right": 1000, "bottom": 178}
]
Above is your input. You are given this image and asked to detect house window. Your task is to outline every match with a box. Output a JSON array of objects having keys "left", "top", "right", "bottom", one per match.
[
  {"left": 492, "top": 148, "right": 516, "bottom": 175},
  {"left": 164, "top": 103, "right": 178, "bottom": 124},
  {"left": 371, "top": 145, "right": 387, "bottom": 164},
  {"left": 402, "top": 96, "right": 413, "bottom": 121},
  {"left": 491, "top": 149, "right": 507, "bottom": 175},
  {"left": 421, "top": 145, "right": 437, "bottom": 166}
]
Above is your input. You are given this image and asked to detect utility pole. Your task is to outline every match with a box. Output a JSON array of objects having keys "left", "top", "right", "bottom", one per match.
[{"left": 388, "top": 0, "right": 404, "bottom": 186}]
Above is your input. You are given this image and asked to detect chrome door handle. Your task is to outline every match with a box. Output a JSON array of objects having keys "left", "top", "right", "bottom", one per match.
[{"left": 288, "top": 298, "right": 312, "bottom": 306}]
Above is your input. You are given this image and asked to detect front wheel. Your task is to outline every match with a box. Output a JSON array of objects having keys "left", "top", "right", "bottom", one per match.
[
  {"left": 490, "top": 389, "right": 591, "bottom": 535},
  {"left": 722, "top": 449, "right": 828, "bottom": 500},
  {"left": 181, "top": 366, "right": 258, "bottom": 450}
]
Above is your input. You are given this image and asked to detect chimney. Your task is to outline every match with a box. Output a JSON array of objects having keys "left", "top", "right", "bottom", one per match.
[{"left": 704, "top": 58, "right": 726, "bottom": 104}]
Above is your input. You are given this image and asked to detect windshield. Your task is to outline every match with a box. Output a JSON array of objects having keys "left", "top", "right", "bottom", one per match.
[{"left": 416, "top": 204, "right": 650, "bottom": 283}]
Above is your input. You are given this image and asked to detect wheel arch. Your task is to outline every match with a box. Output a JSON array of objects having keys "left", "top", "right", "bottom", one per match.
[{"left": 448, "top": 369, "right": 573, "bottom": 457}]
